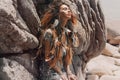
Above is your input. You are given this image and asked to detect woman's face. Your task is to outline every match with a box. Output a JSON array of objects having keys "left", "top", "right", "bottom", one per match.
[{"left": 59, "top": 4, "right": 72, "bottom": 20}]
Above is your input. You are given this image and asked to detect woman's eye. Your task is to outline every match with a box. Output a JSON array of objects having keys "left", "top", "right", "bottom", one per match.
[{"left": 62, "top": 7, "right": 68, "bottom": 10}]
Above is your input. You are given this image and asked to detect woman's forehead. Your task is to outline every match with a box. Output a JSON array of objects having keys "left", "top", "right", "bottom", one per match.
[{"left": 60, "top": 4, "right": 69, "bottom": 9}]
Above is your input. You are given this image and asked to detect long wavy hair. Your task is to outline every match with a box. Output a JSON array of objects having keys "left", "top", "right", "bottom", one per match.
[{"left": 41, "top": 2, "right": 77, "bottom": 31}]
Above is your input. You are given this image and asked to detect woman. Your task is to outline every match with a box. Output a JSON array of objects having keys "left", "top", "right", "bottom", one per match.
[{"left": 40, "top": 2, "right": 79, "bottom": 80}]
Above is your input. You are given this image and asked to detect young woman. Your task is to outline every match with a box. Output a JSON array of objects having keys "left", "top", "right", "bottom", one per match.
[{"left": 40, "top": 2, "right": 79, "bottom": 80}]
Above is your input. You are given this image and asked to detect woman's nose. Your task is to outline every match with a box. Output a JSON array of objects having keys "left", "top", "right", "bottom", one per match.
[
  {"left": 68, "top": 10, "right": 71, "bottom": 13},
  {"left": 68, "top": 9, "right": 71, "bottom": 12}
]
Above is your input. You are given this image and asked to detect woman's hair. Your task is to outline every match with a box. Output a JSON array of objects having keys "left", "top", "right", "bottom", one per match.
[{"left": 41, "top": 2, "right": 77, "bottom": 29}]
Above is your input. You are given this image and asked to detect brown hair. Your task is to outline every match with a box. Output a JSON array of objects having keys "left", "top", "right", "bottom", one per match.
[{"left": 41, "top": 2, "right": 77, "bottom": 29}]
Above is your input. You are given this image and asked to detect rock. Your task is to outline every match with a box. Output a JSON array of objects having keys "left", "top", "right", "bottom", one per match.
[
  {"left": 106, "top": 26, "right": 120, "bottom": 45},
  {"left": 109, "top": 36, "right": 120, "bottom": 45},
  {"left": 107, "top": 28, "right": 119, "bottom": 41},
  {"left": 102, "top": 43, "right": 120, "bottom": 58},
  {"left": 0, "top": 58, "right": 36, "bottom": 80},
  {"left": 114, "top": 59, "right": 120, "bottom": 66},
  {"left": 118, "top": 45, "right": 120, "bottom": 53},
  {"left": 86, "top": 55, "right": 119, "bottom": 77},
  {"left": 113, "top": 69, "right": 120, "bottom": 76},
  {"left": 100, "top": 75, "right": 120, "bottom": 80},
  {"left": 0, "top": 0, "right": 39, "bottom": 53},
  {"left": 0, "top": 0, "right": 106, "bottom": 80},
  {"left": 106, "top": 20, "right": 120, "bottom": 36},
  {"left": 86, "top": 39, "right": 120, "bottom": 80},
  {"left": 113, "top": 69, "right": 120, "bottom": 77},
  {"left": 86, "top": 75, "right": 99, "bottom": 80},
  {"left": 0, "top": 58, "right": 11, "bottom": 80},
  {"left": 17, "top": 0, "right": 41, "bottom": 36}
]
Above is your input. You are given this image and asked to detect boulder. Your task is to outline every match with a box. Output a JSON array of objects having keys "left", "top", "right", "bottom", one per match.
[
  {"left": 0, "top": 0, "right": 106, "bottom": 80},
  {"left": 0, "top": 0, "right": 39, "bottom": 53},
  {"left": 102, "top": 43, "right": 120, "bottom": 58}
]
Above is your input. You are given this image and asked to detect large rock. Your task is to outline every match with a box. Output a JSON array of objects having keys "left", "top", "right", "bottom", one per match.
[
  {"left": 86, "top": 36, "right": 120, "bottom": 80},
  {"left": 17, "top": 0, "right": 41, "bottom": 36},
  {"left": 0, "top": 58, "right": 36, "bottom": 80},
  {"left": 100, "top": 75, "right": 120, "bottom": 80},
  {"left": 86, "top": 55, "right": 119, "bottom": 76},
  {"left": 109, "top": 36, "right": 120, "bottom": 45},
  {"left": 0, "top": 0, "right": 106, "bottom": 80},
  {"left": 0, "top": 0, "right": 40, "bottom": 79},
  {"left": 106, "top": 24, "right": 120, "bottom": 45},
  {"left": 0, "top": 0, "right": 39, "bottom": 53},
  {"left": 86, "top": 75, "right": 99, "bottom": 80},
  {"left": 102, "top": 43, "right": 120, "bottom": 58},
  {"left": 119, "top": 45, "right": 120, "bottom": 53}
]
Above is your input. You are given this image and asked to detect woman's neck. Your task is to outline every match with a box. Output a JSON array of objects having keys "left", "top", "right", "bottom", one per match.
[{"left": 59, "top": 18, "right": 68, "bottom": 28}]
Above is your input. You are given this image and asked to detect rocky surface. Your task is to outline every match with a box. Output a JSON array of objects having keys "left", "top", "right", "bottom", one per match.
[
  {"left": 0, "top": 0, "right": 39, "bottom": 53},
  {"left": 86, "top": 47, "right": 120, "bottom": 80},
  {"left": 86, "top": 28, "right": 120, "bottom": 80},
  {"left": 0, "top": 0, "right": 106, "bottom": 80},
  {"left": 0, "top": 58, "right": 36, "bottom": 80}
]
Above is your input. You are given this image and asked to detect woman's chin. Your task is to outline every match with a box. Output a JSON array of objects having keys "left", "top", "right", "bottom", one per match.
[{"left": 66, "top": 16, "right": 71, "bottom": 20}]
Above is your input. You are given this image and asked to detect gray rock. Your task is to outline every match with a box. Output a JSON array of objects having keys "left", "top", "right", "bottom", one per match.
[
  {"left": 100, "top": 75, "right": 120, "bottom": 80},
  {"left": 118, "top": 45, "right": 120, "bottom": 53},
  {"left": 0, "top": 58, "right": 36, "bottom": 80},
  {"left": 0, "top": 0, "right": 39, "bottom": 53},
  {"left": 86, "top": 75, "right": 99, "bottom": 80},
  {"left": 0, "top": 0, "right": 106, "bottom": 80},
  {"left": 86, "top": 55, "right": 119, "bottom": 77},
  {"left": 102, "top": 43, "right": 120, "bottom": 58},
  {"left": 17, "top": 0, "right": 41, "bottom": 36}
]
